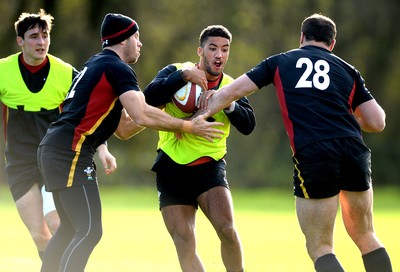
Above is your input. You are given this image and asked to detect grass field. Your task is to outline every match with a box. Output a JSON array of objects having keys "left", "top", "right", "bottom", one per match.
[{"left": 0, "top": 185, "right": 399, "bottom": 271}]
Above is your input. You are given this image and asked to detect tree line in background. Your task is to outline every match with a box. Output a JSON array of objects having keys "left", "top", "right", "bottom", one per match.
[{"left": 0, "top": 0, "right": 399, "bottom": 188}]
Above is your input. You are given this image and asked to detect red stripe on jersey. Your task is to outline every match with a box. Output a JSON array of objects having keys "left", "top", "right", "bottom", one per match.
[
  {"left": 347, "top": 81, "right": 356, "bottom": 113},
  {"left": 274, "top": 68, "right": 296, "bottom": 154},
  {"left": 72, "top": 73, "right": 117, "bottom": 151}
]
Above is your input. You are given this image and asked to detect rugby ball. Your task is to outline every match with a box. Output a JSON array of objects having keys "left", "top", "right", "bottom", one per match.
[{"left": 172, "top": 82, "right": 203, "bottom": 113}]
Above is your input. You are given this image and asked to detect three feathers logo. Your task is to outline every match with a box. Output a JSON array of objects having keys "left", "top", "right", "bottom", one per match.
[{"left": 84, "top": 166, "right": 95, "bottom": 181}]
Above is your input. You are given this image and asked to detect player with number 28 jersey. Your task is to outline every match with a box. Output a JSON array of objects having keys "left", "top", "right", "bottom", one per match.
[
  {"left": 204, "top": 14, "right": 391, "bottom": 272},
  {"left": 246, "top": 45, "right": 373, "bottom": 155}
]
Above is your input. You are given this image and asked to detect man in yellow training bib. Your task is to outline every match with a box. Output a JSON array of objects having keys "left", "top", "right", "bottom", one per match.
[{"left": 0, "top": 9, "right": 116, "bottom": 260}]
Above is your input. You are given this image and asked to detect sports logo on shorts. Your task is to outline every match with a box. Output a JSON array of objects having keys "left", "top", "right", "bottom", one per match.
[{"left": 84, "top": 166, "right": 95, "bottom": 181}]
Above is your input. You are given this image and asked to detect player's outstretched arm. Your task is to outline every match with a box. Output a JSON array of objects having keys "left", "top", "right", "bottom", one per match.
[
  {"left": 201, "top": 74, "right": 259, "bottom": 116},
  {"left": 119, "top": 90, "right": 224, "bottom": 142}
]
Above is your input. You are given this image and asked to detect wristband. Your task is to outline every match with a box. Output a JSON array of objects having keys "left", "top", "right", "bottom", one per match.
[{"left": 181, "top": 120, "right": 192, "bottom": 133}]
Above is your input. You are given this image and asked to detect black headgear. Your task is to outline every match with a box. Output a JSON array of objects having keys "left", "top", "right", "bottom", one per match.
[{"left": 100, "top": 13, "right": 139, "bottom": 49}]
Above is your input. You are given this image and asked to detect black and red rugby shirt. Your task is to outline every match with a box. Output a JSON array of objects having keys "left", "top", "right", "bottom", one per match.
[
  {"left": 246, "top": 45, "right": 373, "bottom": 154},
  {"left": 41, "top": 49, "right": 141, "bottom": 154}
]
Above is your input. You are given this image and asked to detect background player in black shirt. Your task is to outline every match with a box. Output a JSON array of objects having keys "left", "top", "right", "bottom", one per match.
[
  {"left": 38, "top": 13, "right": 224, "bottom": 272},
  {"left": 0, "top": 9, "right": 116, "bottom": 261},
  {"left": 202, "top": 13, "right": 392, "bottom": 272}
]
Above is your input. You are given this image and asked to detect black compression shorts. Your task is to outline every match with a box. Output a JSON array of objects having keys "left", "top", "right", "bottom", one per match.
[
  {"left": 292, "top": 137, "right": 372, "bottom": 199},
  {"left": 152, "top": 151, "right": 229, "bottom": 209}
]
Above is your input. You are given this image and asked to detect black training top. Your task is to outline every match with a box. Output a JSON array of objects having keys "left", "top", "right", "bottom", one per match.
[
  {"left": 246, "top": 45, "right": 373, "bottom": 154},
  {"left": 40, "top": 49, "right": 140, "bottom": 154}
]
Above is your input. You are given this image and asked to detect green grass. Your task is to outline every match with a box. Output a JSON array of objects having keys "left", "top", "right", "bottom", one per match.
[{"left": 0, "top": 185, "right": 399, "bottom": 271}]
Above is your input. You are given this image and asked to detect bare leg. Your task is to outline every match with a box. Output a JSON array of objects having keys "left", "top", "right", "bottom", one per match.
[
  {"left": 340, "top": 189, "right": 392, "bottom": 271},
  {"left": 339, "top": 189, "right": 382, "bottom": 254},
  {"left": 295, "top": 196, "right": 339, "bottom": 262},
  {"left": 15, "top": 183, "right": 52, "bottom": 252},
  {"left": 161, "top": 205, "right": 205, "bottom": 272},
  {"left": 198, "top": 186, "right": 244, "bottom": 272}
]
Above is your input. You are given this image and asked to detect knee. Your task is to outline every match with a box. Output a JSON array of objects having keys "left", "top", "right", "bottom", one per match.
[
  {"left": 46, "top": 217, "right": 60, "bottom": 235},
  {"left": 31, "top": 229, "right": 52, "bottom": 249},
  {"left": 217, "top": 224, "right": 240, "bottom": 244},
  {"left": 171, "top": 228, "right": 194, "bottom": 245},
  {"left": 89, "top": 225, "right": 103, "bottom": 244},
  {"left": 77, "top": 224, "right": 103, "bottom": 245}
]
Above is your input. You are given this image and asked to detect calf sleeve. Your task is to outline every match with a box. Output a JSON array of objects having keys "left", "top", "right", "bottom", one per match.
[
  {"left": 362, "top": 247, "right": 392, "bottom": 272},
  {"left": 314, "top": 254, "right": 345, "bottom": 272}
]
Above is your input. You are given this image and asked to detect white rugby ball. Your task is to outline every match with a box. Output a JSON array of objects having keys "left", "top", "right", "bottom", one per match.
[{"left": 172, "top": 82, "right": 203, "bottom": 113}]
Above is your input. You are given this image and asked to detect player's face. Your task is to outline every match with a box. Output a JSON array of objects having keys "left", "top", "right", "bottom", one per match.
[
  {"left": 124, "top": 32, "right": 142, "bottom": 64},
  {"left": 17, "top": 26, "right": 50, "bottom": 66},
  {"left": 198, "top": 36, "right": 230, "bottom": 80}
]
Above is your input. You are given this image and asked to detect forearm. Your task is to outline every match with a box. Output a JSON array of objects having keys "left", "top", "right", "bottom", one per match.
[
  {"left": 97, "top": 143, "right": 108, "bottom": 152},
  {"left": 114, "top": 118, "right": 145, "bottom": 140},
  {"left": 207, "top": 74, "right": 258, "bottom": 116},
  {"left": 96, "top": 143, "right": 117, "bottom": 175},
  {"left": 120, "top": 90, "right": 223, "bottom": 141},
  {"left": 137, "top": 104, "right": 192, "bottom": 133}
]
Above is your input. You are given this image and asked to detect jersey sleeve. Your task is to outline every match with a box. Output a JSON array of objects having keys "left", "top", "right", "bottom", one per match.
[
  {"left": 144, "top": 64, "right": 187, "bottom": 107},
  {"left": 351, "top": 69, "right": 374, "bottom": 110},
  {"left": 246, "top": 54, "right": 280, "bottom": 89},
  {"left": 225, "top": 97, "right": 256, "bottom": 135},
  {"left": 107, "top": 62, "right": 141, "bottom": 96}
]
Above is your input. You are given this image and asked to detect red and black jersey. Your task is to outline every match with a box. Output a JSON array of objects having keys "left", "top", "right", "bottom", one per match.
[
  {"left": 246, "top": 45, "right": 373, "bottom": 154},
  {"left": 41, "top": 49, "right": 140, "bottom": 154}
]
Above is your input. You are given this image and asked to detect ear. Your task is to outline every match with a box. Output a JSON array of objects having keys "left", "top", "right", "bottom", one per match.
[
  {"left": 329, "top": 39, "right": 336, "bottom": 51},
  {"left": 299, "top": 32, "right": 305, "bottom": 46},
  {"left": 16, "top": 36, "right": 24, "bottom": 46},
  {"left": 197, "top": 46, "right": 202, "bottom": 57}
]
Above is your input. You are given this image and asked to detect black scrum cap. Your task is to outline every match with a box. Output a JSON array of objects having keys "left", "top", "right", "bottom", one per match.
[{"left": 100, "top": 13, "right": 139, "bottom": 49}]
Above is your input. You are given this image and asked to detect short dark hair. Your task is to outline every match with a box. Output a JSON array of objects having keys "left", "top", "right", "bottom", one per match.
[
  {"left": 199, "top": 25, "right": 232, "bottom": 47},
  {"left": 301, "top": 13, "right": 336, "bottom": 46},
  {"left": 14, "top": 9, "right": 53, "bottom": 38}
]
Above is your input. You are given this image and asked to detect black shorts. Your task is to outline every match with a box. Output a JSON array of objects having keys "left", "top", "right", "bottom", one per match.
[
  {"left": 37, "top": 144, "right": 98, "bottom": 192},
  {"left": 292, "top": 137, "right": 371, "bottom": 199},
  {"left": 6, "top": 137, "right": 43, "bottom": 201},
  {"left": 5, "top": 108, "right": 59, "bottom": 201},
  {"left": 6, "top": 161, "right": 42, "bottom": 201},
  {"left": 152, "top": 151, "right": 229, "bottom": 209}
]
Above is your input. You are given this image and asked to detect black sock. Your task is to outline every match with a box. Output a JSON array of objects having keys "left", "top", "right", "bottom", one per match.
[
  {"left": 362, "top": 247, "right": 392, "bottom": 272},
  {"left": 314, "top": 253, "right": 345, "bottom": 272}
]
